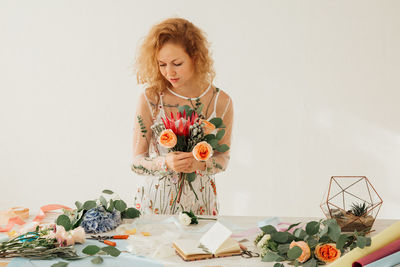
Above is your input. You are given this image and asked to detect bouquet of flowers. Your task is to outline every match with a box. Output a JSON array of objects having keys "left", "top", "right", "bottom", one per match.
[
  {"left": 1, "top": 224, "right": 122, "bottom": 264},
  {"left": 152, "top": 105, "right": 229, "bottom": 207},
  {"left": 0, "top": 224, "right": 83, "bottom": 259},
  {"left": 255, "top": 219, "right": 371, "bottom": 267}
]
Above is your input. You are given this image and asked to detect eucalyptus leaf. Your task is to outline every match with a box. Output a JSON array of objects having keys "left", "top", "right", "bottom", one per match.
[
  {"left": 262, "top": 251, "right": 284, "bottom": 262},
  {"left": 305, "top": 221, "right": 320, "bottom": 235},
  {"left": 328, "top": 224, "right": 341, "bottom": 242},
  {"left": 122, "top": 207, "right": 141, "bottom": 219},
  {"left": 366, "top": 237, "right": 372, "bottom": 246},
  {"left": 287, "top": 222, "right": 301, "bottom": 231},
  {"left": 114, "top": 200, "right": 127, "bottom": 212},
  {"left": 322, "top": 219, "right": 338, "bottom": 226},
  {"left": 294, "top": 228, "right": 307, "bottom": 239},
  {"left": 216, "top": 129, "right": 225, "bottom": 140},
  {"left": 209, "top": 139, "right": 219, "bottom": 149},
  {"left": 91, "top": 256, "right": 103, "bottom": 264},
  {"left": 101, "top": 246, "right": 121, "bottom": 257},
  {"left": 261, "top": 225, "right": 278, "bottom": 234},
  {"left": 75, "top": 201, "right": 83, "bottom": 210},
  {"left": 287, "top": 246, "right": 302, "bottom": 260},
  {"left": 216, "top": 144, "right": 230, "bottom": 152},
  {"left": 83, "top": 200, "right": 97, "bottom": 210},
  {"left": 82, "top": 245, "right": 100, "bottom": 255},
  {"left": 185, "top": 172, "right": 196, "bottom": 182},
  {"left": 102, "top": 189, "right": 114, "bottom": 194},
  {"left": 107, "top": 199, "right": 114, "bottom": 212},
  {"left": 272, "top": 232, "right": 289, "bottom": 243},
  {"left": 178, "top": 105, "right": 191, "bottom": 116},
  {"left": 269, "top": 241, "right": 279, "bottom": 251},
  {"left": 273, "top": 263, "right": 284, "bottom": 267},
  {"left": 72, "top": 210, "right": 84, "bottom": 229},
  {"left": 357, "top": 236, "right": 367, "bottom": 248},
  {"left": 286, "top": 234, "right": 296, "bottom": 243},
  {"left": 204, "top": 134, "right": 216, "bottom": 142},
  {"left": 195, "top": 103, "right": 204, "bottom": 115},
  {"left": 307, "top": 237, "right": 318, "bottom": 248},
  {"left": 56, "top": 215, "right": 72, "bottom": 231},
  {"left": 278, "top": 243, "right": 290, "bottom": 254},
  {"left": 51, "top": 262, "right": 69, "bottom": 267},
  {"left": 209, "top": 117, "right": 222, "bottom": 128},
  {"left": 319, "top": 225, "right": 329, "bottom": 237},
  {"left": 336, "top": 234, "right": 349, "bottom": 250},
  {"left": 319, "top": 235, "right": 330, "bottom": 243},
  {"left": 303, "top": 258, "right": 318, "bottom": 267},
  {"left": 99, "top": 196, "right": 107, "bottom": 208}
]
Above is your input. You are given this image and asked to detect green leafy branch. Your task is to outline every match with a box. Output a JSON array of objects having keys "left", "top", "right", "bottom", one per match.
[
  {"left": 51, "top": 244, "right": 121, "bottom": 266},
  {"left": 56, "top": 189, "right": 140, "bottom": 231},
  {"left": 258, "top": 219, "right": 372, "bottom": 266},
  {"left": 204, "top": 117, "right": 229, "bottom": 153}
]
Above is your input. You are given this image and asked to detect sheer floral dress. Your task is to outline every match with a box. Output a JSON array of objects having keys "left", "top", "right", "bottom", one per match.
[{"left": 131, "top": 85, "right": 233, "bottom": 215}]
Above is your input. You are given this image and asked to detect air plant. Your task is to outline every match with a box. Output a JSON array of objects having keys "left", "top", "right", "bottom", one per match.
[{"left": 349, "top": 202, "right": 369, "bottom": 217}]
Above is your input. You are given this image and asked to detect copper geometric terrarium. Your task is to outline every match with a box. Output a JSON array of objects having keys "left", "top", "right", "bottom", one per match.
[{"left": 320, "top": 176, "right": 383, "bottom": 232}]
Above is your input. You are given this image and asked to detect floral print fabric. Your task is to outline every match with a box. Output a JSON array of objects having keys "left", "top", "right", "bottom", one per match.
[{"left": 131, "top": 87, "right": 233, "bottom": 215}]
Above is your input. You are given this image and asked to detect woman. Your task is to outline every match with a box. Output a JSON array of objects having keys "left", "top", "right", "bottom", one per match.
[{"left": 131, "top": 17, "right": 233, "bottom": 215}]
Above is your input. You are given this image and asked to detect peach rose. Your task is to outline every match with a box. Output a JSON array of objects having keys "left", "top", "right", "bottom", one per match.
[
  {"left": 192, "top": 141, "right": 213, "bottom": 161},
  {"left": 70, "top": 226, "right": 86, "bottom": 244},
  {"left": 64, "top": 232, "right": 75, "bottom": 246},
  {"left": 289, "top": 241, "right": 311, "bottom": 263},
  {"left": 200, "top": 119, "right": 216, "bottom": 135},
  {"left": 315, "top": 243, "right": 341, "bottom": 263},
  {"left": 158, "top": 129, "right": 177, "bottom": 148}
]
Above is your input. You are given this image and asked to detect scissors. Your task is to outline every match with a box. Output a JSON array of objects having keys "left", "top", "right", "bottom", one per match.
[
  {"left": 88, "top": 235, "right": 129, "bottom": 247},
  {"left": 239, "top": 243, "right": 260, "bottom": 258},
  {"left": 241, "top": 249, "right": 260, "bottom": 258}
]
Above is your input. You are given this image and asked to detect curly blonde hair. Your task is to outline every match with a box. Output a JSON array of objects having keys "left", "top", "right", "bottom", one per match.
[{"left": 135, "top": 17, "right": 215, "bottom": 97}]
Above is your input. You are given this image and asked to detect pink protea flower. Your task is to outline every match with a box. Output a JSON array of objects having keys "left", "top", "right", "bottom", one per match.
[{"left": 161, "top": 110, "right": 198, "bottom": 137}]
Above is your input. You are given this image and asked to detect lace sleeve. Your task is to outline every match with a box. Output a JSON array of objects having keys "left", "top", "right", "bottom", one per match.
[
  {"left": 199, "top": 95, "right": 234, "bottom": 175},
  {"left": 131, "top": 91, "right": 172, "bottom": 176}
]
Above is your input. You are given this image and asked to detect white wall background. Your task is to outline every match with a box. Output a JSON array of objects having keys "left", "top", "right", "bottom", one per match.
[{"left": 1, "top": 0, "right": 399, "bottom": 219}]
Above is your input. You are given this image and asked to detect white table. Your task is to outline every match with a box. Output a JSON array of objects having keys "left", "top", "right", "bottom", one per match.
[
  {"left": 0, "top": 214, "right": 398, "bottom": 267},
  {"left": 126, "top": 215, "right": 398, "bottom": 267}
]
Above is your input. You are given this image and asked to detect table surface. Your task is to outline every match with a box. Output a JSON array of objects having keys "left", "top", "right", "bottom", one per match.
[{"left": 0, "top": 214, "right": 398, "bottom": 267}]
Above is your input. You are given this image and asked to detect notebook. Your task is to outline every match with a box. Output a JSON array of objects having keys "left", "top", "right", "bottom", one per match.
[{"left": 172, "top": 221, "right": 242, "bottom": 261}]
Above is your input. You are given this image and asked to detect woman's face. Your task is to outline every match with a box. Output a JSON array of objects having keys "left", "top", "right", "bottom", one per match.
[{"left": 157, "top": 42, "right": 195, "bottom": 90}]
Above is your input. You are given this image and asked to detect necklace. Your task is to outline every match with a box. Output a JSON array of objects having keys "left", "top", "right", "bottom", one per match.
[{"left": 167, "top": 83, "right": 211, "bottom": 100}]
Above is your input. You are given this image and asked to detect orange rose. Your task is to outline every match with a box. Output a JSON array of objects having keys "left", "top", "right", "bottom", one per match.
[
  {"left": 192, "top": 141, "right": 213, "bottom": 161},
  {"left": 289, "top": 241, "right": 311, "bottom": 263},
  {"left": 158, "top": 129, "right": 177, "bottom": 148},
  {"left": 315, "top": 243, "right": 341, "bottom": 263},
  {"left": 200, "top": 119, "right": 216, "bottom": 135}
]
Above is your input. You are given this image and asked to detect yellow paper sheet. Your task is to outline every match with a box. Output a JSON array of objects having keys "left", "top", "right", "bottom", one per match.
[{"left": 329, "top": 221, "right": 400, "bottom": 266}]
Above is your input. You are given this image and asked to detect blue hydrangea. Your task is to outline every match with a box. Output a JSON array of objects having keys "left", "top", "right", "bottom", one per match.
[{"left": 80, "top": 206, "right": 121, "bottom": 233}]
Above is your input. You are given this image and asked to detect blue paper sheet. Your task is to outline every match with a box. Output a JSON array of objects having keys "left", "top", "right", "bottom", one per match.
[{"left": 364, "top": 251, "right": 400, "bottom": 267}]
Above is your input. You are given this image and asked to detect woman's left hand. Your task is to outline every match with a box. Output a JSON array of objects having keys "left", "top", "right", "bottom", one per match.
[{"left": 174, "top": 152, "right": 205, "bottom": 173}]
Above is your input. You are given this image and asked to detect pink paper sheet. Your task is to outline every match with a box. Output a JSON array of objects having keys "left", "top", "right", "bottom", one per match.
[{"left": 352, "top": 238, "right": 400, "bottom": 267}]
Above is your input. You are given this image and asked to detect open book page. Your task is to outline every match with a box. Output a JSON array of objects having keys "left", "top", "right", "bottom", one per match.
[
  {"left": 199, "top": 221, "right": 233, "bottom": 254},
  {"left": 172, "top": 239, "right": 214, "bottom": 261},
  {"left": 215, "top": 237, "right": 241, "bottom": 256},
  {"left": 173, "top": 239, "right": 210, "bottom": 256},
  {"left": 173, "top": 221, "right": 242, "bottom": 261}
]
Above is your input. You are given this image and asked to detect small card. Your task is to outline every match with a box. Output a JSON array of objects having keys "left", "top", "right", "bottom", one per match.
[{"left": 199, "top": 221, "right": 232, "bottom": 254}]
